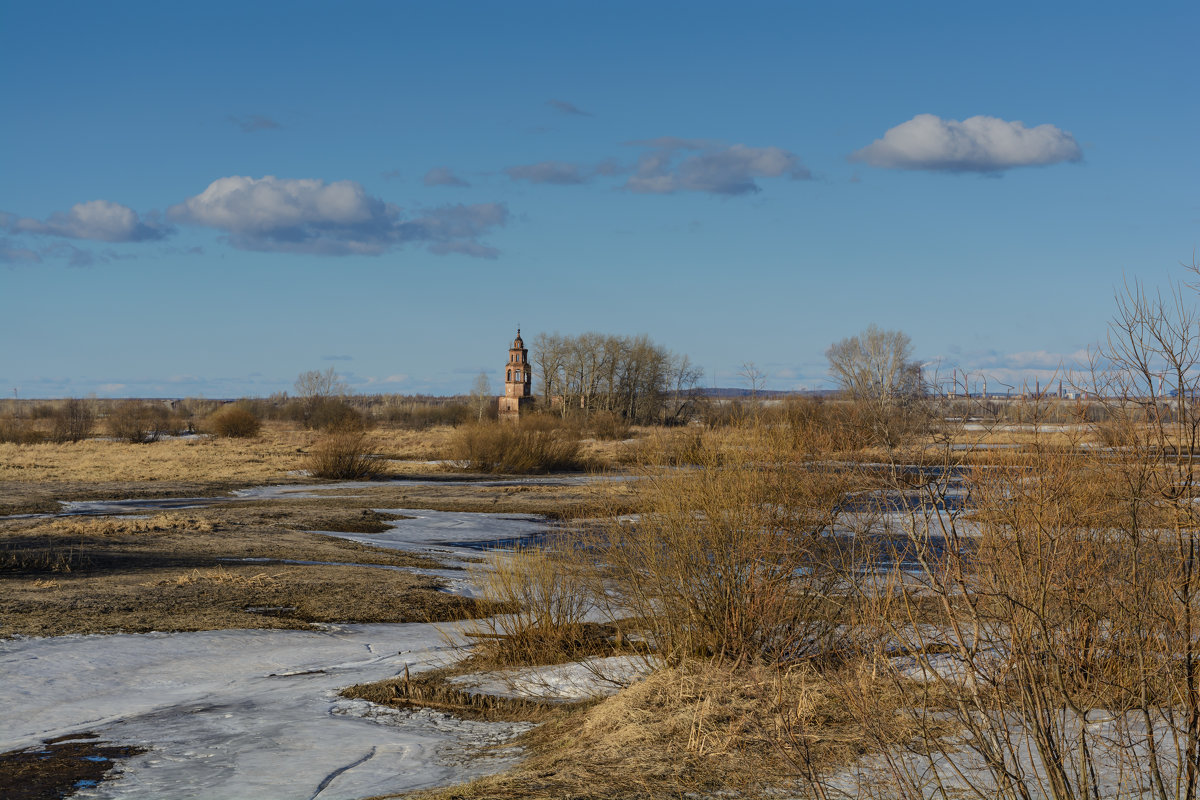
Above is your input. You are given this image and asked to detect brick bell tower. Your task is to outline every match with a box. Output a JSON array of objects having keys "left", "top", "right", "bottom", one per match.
[{"left": 498, "top": 328, "right": 534, "bottom": 421}]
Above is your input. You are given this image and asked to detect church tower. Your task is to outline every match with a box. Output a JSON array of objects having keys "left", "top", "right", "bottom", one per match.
[{"left": 498, "top": 329, "right": 534, "bottom": 420}]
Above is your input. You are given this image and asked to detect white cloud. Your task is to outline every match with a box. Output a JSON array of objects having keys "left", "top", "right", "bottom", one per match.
[
  {"left": 851, "top": 114, "right": 1082, "bottom": 173},
  {"left": 168, "top": 176, "right": 506, "bottom": 257},
  {"left": 929, "top": 348, "right": 1095, "bottom": 393},
  {"left": 8, "top": 200, "right": 171, "bottom": 242}
]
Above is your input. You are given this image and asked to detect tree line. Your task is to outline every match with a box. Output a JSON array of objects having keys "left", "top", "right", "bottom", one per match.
[{"left": 532, "top": 332, "right": 702, "bottom": 425}]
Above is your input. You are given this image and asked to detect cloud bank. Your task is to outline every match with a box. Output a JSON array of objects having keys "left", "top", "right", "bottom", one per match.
[
  {"left": 6, "top": 200, "right": 172, "bottom": 242},
  {"left": 168, "top": 176, "right": 506, "bottom": 257},
  {"left": 851, "top": 114, "right": 1082, "bottom": 173},
  {"left": 625, "top": 139, "right": 811, "bottom": 195},
  {"left": 506, "top": 161, "right": 591, "bottom": 185},
  {"left": 503, "top": 139, "right": 809, "bottom": 195},
  {"left": 423, "top": 167, "right": 470, "bottom": 187}
]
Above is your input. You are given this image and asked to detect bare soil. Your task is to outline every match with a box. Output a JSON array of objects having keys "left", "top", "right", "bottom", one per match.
[{"left": 0, "top": 734, "right": 146, "bottom": 800}]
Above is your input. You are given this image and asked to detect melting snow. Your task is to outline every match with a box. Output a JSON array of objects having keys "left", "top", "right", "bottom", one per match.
[{"left": 1, "top": 624, "right": 533, "bottom": 799}]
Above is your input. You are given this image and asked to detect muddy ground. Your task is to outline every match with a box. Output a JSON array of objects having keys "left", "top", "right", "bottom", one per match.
[
  {"left": 0, "top": 473, "right": 631, "bottom": 638},
  {"left": 0, "top": 734, "right": 147, "bottom": 800}
]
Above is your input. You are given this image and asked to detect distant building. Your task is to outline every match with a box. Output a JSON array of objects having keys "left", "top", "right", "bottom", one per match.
[{"left": 498, "top": 329, "right": 535, "bottom": 421}]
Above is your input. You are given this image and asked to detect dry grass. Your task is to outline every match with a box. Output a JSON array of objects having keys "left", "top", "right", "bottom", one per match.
[
  {"left": 0, "top": 425, "right": 307, "bottom": 484},
  {"left": 0, "top": 496, "right": 492, "bottom": 637},
  {"left": 1, "top": 558, "right": 491, "bottom": 637},
  {"left": 141, "top": 566, "right": 280, "bottom": 587},
  {"left": 462, "top": 547, "right": 619, "bottom": 667},
  {"left": 45, "top": 513, "right": 217, "bottom": 536},
  {"left": 449, "top": 419, "right": 588, "bottom": 474},
  {"left": 589, "top": 429, "right": 853, "bottom": 666},
  {"left": 0, "top": 421, "right": 471, "bottom": 486},
  {"left": 0, "top": 545, "right": 89, "bottom": 573},
  {"left": 343, "top": 666, "right": 584, "bottom": 724},
  {"left": 399, "top": 659, "right": 924, "bottom": 800},
  {"left": 208, "top": 405, "right": 262, "bottom": 438},
  {"left": 304, "top": 428, "right": 382, "bottom": 479}
]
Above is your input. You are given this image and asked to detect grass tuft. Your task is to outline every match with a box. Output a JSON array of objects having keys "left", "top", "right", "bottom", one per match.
[
  {"left": 303, "top": 429, "right": 381, "bottom": 479},
  {"left": 449, "top": 418, "right": 586, "bottom": 474},
  {"left": 208, "top": 404, "right": 262, "bottom": 438}
]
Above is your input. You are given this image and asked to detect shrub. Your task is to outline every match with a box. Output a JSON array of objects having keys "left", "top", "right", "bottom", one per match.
[
  {"left": 304, "top": 429, "right": 380, "bottom": 479},
  {"left": 309, "top": 398, "right": 366, "bottom": 431},
  {"left": 49, "top": 398, "right": 95, "bottom": 443},
  {"left": 465, "top": 547, "right": 602, "bottom": 666},
  {"left": 593, "top": 431, "right": 849, "bottom": 665},
  {"left": 208, "top": 404, "right": 261, "bottom": 438},
  {"left": 106, "top": 400, "right": 170, "bottom": 443},
  {"left": 449, "top": 418, "right": 585, "bottom": 474},
  {"left": 586, "top": 410, "right": 631, "bottom": 441},
  {"left": 377, "top": 400, "right": 471, "bottom": 429},
  {"left": 0, "top": 416, "right": 44, "bottom": 444}
]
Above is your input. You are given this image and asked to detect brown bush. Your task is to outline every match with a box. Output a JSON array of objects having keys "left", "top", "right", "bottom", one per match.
[
  {"left": 106, "top": 400, "right": 170, "bottom": 443},
  {"left": 593, "top": 431, "right": 848, "bottom": 665},
  {"left": 377, "top": 400, "right": 471, "bottom": 429},
  {"left": 464, "top": 547, "right": 602, "bottom": 667},
  {"left": 304, "top": 429, "right": 380, "bottom": 479},
  {"left": 449, "top": 418, "right": 585, "bottom": 473},
  {"left": 586, "top": 411, "right": 631, "bottom": 441},
  {"left": 208, "top": 404, "right": 261, "bottom": 438},
  {"left": 0, "top": 415, "right": 44, "bottom": 444},
  {"left": 49, "top": 398, "right": 95, "bottom": 443},
  {"left": 308, "top": 398, "right": 366, "bottom": 431}
]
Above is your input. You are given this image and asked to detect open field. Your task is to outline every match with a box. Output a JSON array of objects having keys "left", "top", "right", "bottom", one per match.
[{"left": 5, "top": 402, "right": 1200, "bottom": 799}]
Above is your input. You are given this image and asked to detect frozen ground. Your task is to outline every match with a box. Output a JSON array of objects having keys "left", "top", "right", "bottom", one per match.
[
  {"left": 1, "top": 502, "right": 569, "bottom": 799},
  {"left": 35, "top": 475, "right": 612, "bottom": 520},
  {"left": 318, "top": 507, "right": 553, "bottom": 563},
  {"left": 1, "top": 623, "right": 535, "bottom": 799},
  {"left": 449, "top": 656, "right": 651, "bottom": 702}
]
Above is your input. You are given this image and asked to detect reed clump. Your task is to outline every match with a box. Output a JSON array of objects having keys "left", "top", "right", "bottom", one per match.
[
  {"left": 449, "top": 417, "right": 586, "bottom": 473},
  {"left": 303, "top": 428, "right": 381, "bottom": 479},
  {"left": 208, "top": 404, "right": 262, "bottom": 438}
]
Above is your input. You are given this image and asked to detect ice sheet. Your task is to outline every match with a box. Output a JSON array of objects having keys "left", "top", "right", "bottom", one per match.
[
  {"left": 449, "top": 656, "right": 652, "bottom": 702},
  {"left": 1, "top": 624, "right": 532, "bottom": 799},
  {"left": 317, "top": 508, "right": 553, "bottom": 557}
]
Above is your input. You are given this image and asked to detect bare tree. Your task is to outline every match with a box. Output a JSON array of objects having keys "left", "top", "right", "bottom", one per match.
[
  {"left": 50, "top": 398, "right": 94, "bottom": 443},
  {"left": 826, "top": 325, "right": 920, "bottom": 401},
  {"left": 533, "top": 332, "right": 701, "bottom": 424},
  {"left": 294, "top": 367, "right": 348, "bottom": 402},
  {"left": 470, "top": 370, "right": 493, "bottom": 421},
  {"left": 827, "top": 325, "right": 925, "bottom": 448}
]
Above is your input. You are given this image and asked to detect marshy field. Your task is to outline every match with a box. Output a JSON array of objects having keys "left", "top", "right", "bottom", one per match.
[{"left": 3, "top": 385, "right": 1200, "bottom": 799}]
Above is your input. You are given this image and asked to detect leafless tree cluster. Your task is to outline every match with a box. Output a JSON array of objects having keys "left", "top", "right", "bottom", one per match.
[
  {"left": 827, "top": 324, "right": 929, "bottom": 449},
  {"left": 532, "top": 332, "right": 702, "bottom": 424}
]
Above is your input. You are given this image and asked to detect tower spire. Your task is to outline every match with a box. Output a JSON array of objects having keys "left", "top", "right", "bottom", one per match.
[{"left": 500, "top": 328, "right": 533, "bottom": 420}]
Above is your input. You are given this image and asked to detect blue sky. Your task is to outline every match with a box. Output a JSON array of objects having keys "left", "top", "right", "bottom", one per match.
[{"left": 2, "top": 0, "right": 1196, "bottom": 398}]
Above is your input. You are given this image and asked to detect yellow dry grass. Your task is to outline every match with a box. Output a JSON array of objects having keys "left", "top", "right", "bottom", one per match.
[
  {"left": 141, "top": 567, "right": 280, "bottom": 588},
  {"left": 400, "top": 659, "right": 922, "bottom": 800},
  {"left": 44, "top": 513, "right": 217, "bottom": 536},
  {"left": 0, "top": 422, "right": 464, "bottom": 484}
]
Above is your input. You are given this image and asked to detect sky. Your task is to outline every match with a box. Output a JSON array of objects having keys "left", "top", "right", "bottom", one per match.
[{"left": 2, "top": 0, "right": 1197, "bottom": 398}]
